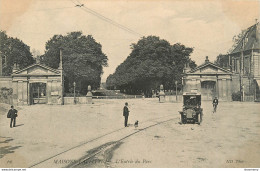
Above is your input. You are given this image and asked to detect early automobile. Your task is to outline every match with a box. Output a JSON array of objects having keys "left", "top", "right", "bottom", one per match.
[{"left": 179, "top": 90, "right": 203, "bottom": 125}]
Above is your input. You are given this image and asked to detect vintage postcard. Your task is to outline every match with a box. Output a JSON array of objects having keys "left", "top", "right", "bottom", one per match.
[{"left": 0, "top": 0, "right": 260, "bottom": 169}]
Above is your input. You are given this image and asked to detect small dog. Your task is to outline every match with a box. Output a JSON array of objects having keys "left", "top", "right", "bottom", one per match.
[{"left": 134, "top": 120, "right": 139, "bottom": 128}]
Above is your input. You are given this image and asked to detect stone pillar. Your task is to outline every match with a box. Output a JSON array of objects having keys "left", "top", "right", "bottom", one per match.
[
  {"left": 216, "top": 78, "right": 219, "bottom": 99},
  {"left": 58, "top": 80, "right": 63, "bottom": 105},
  {"left": 223, "top": 79, "right": 227, "bottom": 101},
  {"left": 159, "top": 84, "right": 165, "bottom": 103},
  {"left": 17, "top": 81, "right": 23, "bottom": 105},
  {"left": 86, "top": 85, "right": 93, "bottom": 104},
  {"left": 219, "top": 79, "right": 223, "bottom": 100},
  {"left": 23, "top": 81, "right": 28, "bottom": 105},
  {"left": 12, "top": 81, "right": 18, "bottom": 106},
  {"left": 227, "top": 79, "right": 231, "bottom": 101},
  {"left": 47, "top": 80, "right": 52, "bottom": 104}
]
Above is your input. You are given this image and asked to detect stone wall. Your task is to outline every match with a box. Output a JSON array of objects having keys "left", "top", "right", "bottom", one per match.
[
  {"left": 0, "top": 77, "right": 13, "bottom": 104},
  {"left": 165, "top": 95, "right": 183, "bottom": 102},
  {"left": 64, "top": 97, "right": 87, "bottom": 104},
  {"left": 0, "top": 76, "right": 12, "bottom": 88}
]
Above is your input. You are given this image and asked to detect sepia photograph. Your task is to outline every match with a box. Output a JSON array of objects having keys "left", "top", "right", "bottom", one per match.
[{"left": 0, "top": 0, "right": 260, "bottom": 169}]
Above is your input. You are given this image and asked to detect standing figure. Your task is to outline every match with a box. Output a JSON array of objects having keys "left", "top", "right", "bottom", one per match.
[
  {"left": 212, "top": 97, "right": 218, "bottom": 113},
  {"left": 7, "top": 106, "right": 18, "bottom": 128},
  {"left": 123, "top": 102, "right": 130, "bottom": 127}
]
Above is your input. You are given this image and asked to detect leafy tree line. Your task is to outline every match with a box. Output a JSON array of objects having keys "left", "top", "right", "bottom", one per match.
[
  {"left": 1, "top": 31, "right": 108, "bottom": 95},
  {"left": 106, "top": 36, "right": 196, "bottom": 96},
  {"left": 41, "top": 31, "right": 108, "bottom": 94},
  {"left": 0, "top": 31, "right": 34, "bottom": 76}
]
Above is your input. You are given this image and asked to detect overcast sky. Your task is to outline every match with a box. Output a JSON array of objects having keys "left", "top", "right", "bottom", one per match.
[{"left": 0, "top": 0, "right": 259, "bottom": 81}]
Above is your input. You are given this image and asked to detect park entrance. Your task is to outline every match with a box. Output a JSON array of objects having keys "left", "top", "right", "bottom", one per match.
[
  {"left": 182, "top": 57, "right": 233, "bottom": 101},
  {"left": 11, "top": 63, "right": 63, "bottom": 106},
  {"left": 29, "top": 82, "right": 47, "bottom": 105}
]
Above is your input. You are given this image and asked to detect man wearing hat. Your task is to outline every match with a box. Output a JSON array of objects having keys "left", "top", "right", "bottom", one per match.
[
  {"left": 123, "top": 102, "right": 130, "bottom": 127},
  {"left": 7, "top": 105, "right": 18, "bottom": 128}
]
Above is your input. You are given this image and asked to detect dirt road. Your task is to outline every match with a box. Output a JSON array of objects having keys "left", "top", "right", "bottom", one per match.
[
  {"left": 0, "top": 100, "right": 259, "bottom": 168},
  {"left": 109, "top": 101, "right": 260, "bottom": 168}
]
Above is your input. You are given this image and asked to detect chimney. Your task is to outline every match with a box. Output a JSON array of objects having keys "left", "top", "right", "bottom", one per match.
[
  {"left": 256, "top": 18, "right": 259, "bottom": 42},
  {"left": 12, "top": 63, "right": 19, "bottom": 73},
  {"left": 36, "top": 56, "right": 41, "bottom": 64},
  {"left": 58, "top": 48, "right": 63, "bottom": 69},
  {"left": 205, "top": 56, "right": 209, "bottom": 63},
  {"left": 183, "top": 62, "right": 191, "bottom": 73}
]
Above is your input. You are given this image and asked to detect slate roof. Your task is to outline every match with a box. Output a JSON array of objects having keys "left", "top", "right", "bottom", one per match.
[{"left": 231, "top": 22, "right": 260, "bottom": 54}]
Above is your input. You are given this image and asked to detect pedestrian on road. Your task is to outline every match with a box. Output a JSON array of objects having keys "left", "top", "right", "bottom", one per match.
[
  {"left": 7, "top": 105, "right": 18, "bottom": 128},
  {"left": 123, "top": 102, "right": 130, "bottom": 127}
]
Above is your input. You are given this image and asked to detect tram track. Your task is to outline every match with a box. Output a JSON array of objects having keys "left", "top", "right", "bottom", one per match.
[
  {"left": 67, "top": 117, "right": 177, "bottom": 168},
  {"left": 29, "top": 114, "right": 177, "bottom": 168}
]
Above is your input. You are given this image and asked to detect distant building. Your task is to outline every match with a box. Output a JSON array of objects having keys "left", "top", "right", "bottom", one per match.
[
  {"left": 228, "top": 20, "right": 260, "bottom": 101},
  {"left": 183, "top": 57, "right": 233, "bottom": 101},
  {"left": 183, "top": 20, "right": 260, "bottom": 101},
  {"left": 0, "top": 53, "right": 64, "bottom": 105}
]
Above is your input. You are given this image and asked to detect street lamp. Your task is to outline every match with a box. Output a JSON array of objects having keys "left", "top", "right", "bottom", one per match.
[
  {"left": 73, "top": 81, "right": 76, "bottom": 104},
  {"left": 175, "top": 81, "right": 178, "bottom": 102}
]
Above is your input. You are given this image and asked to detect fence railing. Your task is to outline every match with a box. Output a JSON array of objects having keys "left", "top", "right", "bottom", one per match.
[
  {"left": 92, "top": 95, "right": 143, "bottom": 99},
  {"left": 244, "top": 95, "right": 254, "bottom": 102},
  {"left": 64, "top": 95, "right": 144, "bottom": 104}
]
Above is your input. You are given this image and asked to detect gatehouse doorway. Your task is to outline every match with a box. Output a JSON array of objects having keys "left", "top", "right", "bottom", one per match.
[{"left": 29, "top": 82, "right": 47, "bottom": 105}]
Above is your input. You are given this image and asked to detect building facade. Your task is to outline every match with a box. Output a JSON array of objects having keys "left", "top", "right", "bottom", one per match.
[
  {"left": 228, "top": 21, "right": 260, "bottom": 101},
  {"left": 0, "top": 60, "right": 64, "bottom": 106},
  {"left": 183, "top": 21, "right": 260, "bottom": 101},
  {"left": 183, "top": 57, "right": 234, "bottom": 101}
]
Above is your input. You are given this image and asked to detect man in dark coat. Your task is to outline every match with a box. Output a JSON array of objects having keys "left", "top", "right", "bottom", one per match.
[
  {"left": 7, "top": 106, "right": 18, "bottom": 128},
  {"left": 123, "top": 102, "right": 130, "bottom": 127}
]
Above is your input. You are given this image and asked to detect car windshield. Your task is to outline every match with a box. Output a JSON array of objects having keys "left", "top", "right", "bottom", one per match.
[{"left": 184, "top": 95, "right": 201, "bottom": 106}]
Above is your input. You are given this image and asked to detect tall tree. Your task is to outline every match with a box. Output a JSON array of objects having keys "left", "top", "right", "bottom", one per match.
[
  {"left": 106, "top": 36, "right": 196, "bottom": 96},
  {"left": 42, "top": 31, "right": 108, "bottom": 93},
  {"left": 0, "top": 30, "right": 34, "bottom": 75}
]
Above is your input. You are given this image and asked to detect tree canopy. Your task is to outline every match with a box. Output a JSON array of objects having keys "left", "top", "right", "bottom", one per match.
[
  {"left": 0, "top": 30, "right": 34, "bottom": 76},
  {"left": 214, "top": 54, "right": 230, "bottom": 69},
  {"left": 106, "top": 36, "right": 196, "bottom": 96},
  {"left": 42, "top": 31, "right": 108, "bottom": 94}
]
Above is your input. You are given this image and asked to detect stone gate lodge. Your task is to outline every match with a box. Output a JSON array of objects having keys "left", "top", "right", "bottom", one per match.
[
  {"left": 0, "top": 55, "right": 64, "bottom": 106},
  {"left": 183, "top": 21, "right": 260, "bottom": 102}
]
